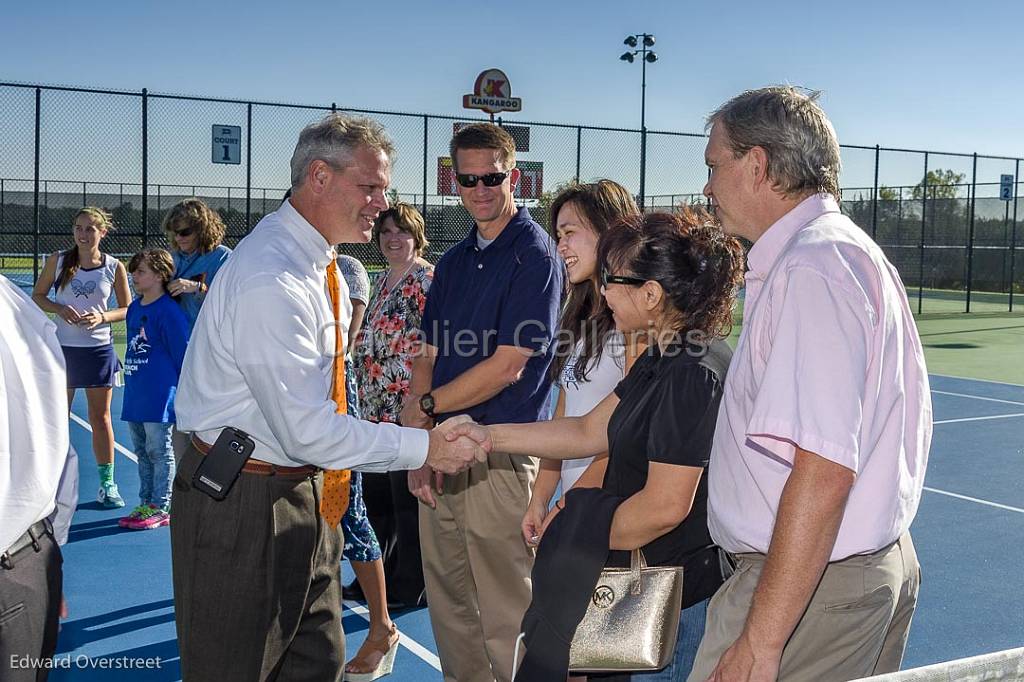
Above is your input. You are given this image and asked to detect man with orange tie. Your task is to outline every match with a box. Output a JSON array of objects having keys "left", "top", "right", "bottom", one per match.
[{"left": 170, "top": 113, "right": 489, "bottom": 682}]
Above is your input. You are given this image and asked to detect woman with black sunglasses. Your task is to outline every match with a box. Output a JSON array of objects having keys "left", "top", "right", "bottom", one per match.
[
  {"left": 449, "top": 208, "right": 745, "bottom": 680},
  {"left": 161, "top": 198, "right": 232, "bottom": 332}
]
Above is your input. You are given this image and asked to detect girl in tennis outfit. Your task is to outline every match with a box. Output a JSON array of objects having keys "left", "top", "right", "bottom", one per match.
[
  {"left": 465, "top": 209, "right": 745, "bottom": 680},
  {"left": 33, "top": 206, "right": 132, "bottom": 508}
]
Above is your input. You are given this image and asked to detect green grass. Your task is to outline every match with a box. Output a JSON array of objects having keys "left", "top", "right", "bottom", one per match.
[
  {"left": 727, "top": 310, "right": 1024, "bottom": 386},
  {"left": 0, "top": 256, "right": 35, "bottom": 270},
  {"left": 906, "top": 287, "right": 1019, "bottom": 315},
  {"left": 912, "top": 312, "right": 1024, "bottom": 385}
]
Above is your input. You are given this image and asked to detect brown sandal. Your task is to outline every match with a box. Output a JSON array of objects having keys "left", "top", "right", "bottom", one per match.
[{"left": 344, "top": 623, "right": 400, "bottom": 681}]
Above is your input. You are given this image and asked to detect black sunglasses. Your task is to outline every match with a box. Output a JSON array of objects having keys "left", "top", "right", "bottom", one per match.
[
  {"left": 455, "top": 171, "right": 511, "bottom": 188},
  {"left": 174, "top": 227, "right": 196, "bottom": 237},
  {"left": 601, "top": 268, "right": 646, "bottom": 287}
]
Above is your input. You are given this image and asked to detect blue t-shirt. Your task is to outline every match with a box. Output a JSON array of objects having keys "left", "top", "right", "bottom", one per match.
[
  {"left": 420, "top": 207, "right": 563, "bottom": 425},
  {"left": 121, "top": 293, "right": 190, "bottom": 423},
  {"left": 172, "top": 244, "right": 232, "bottom": 330}
]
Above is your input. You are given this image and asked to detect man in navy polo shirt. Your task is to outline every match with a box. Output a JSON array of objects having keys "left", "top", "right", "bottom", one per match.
[{"left": 401, "top": 123, "right": 562, "bottom": 682}]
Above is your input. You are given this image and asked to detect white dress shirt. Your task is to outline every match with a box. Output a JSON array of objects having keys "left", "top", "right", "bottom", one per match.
[
  {"left": 175, "top": 200, "right": 429, "bottom": 471},
  {"left": 51, "top": 444, "right": 79, "bottom": 545},
  {"left": 0, "top": 277, "right": 72, "bottom": 553}
]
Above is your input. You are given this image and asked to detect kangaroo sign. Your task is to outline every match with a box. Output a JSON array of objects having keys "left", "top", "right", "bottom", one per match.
[{"left": 462, "top": 69, "right": 522, "bottom": 115}]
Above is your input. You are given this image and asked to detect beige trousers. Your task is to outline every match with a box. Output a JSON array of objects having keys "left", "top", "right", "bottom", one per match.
[
  {"left": 419, "top": 451, "right": 538, "bottom": 682},
  {"left": 688, "top": 533, "right": 921, "bottom": 682}
]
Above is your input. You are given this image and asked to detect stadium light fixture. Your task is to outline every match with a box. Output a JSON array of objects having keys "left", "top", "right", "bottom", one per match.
[{"left": 620, "top": 33, "right": 657, "bottom": 208}]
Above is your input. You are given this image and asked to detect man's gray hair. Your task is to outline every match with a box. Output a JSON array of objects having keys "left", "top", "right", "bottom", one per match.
[
  {"left": 289, "top": 113, "right": 396, "bottom": 189},
  {"left": 706, "top": 86, "right": 841, "bottom": 201}
]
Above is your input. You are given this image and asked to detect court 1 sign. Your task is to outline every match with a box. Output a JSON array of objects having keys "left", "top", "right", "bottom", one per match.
[
  {"left": 1000, "top": 174, "right": 1015, "bottom": 201},
  {"left": 212, "top": 125, "right": 242, "bottom": 165},
  {"left": 437, "top": 157, "right": 543, "bottom": 200},
  {"left": 462, "top": 69, "right": 522, "bottom": 115}
]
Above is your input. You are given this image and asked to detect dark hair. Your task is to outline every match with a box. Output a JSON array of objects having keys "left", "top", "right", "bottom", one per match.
[
  {"left": 56, "top": 207, "right": 114, "bottom": 291},
  {"left": 548, "top": 180, "right": 640, "bottom": 383},
  {"left": 598, "top": 207, "right": 745, "bottom": 340},
  {"left": 372, "top": 202, "right": 429, "bottom": 257},
  {"left": 449, "top": 123, "right": 516, "bottom": 172},
  {"left": 128, "top": 249, "right": 175, "bottom": 286}
]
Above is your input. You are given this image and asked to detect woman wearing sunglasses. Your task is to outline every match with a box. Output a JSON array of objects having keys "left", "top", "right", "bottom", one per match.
[
  {"left": 523, "top": 180, "right": 641, "bottom": 561},
  {"left": 161, "top": 198, "right": 232, "bottom": 332},
  {"left": 451, "top": 208, "right": 744, "bottom": 680}
]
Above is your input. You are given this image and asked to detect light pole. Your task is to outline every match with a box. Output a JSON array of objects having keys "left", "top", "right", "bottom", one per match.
[{"left": 620, "top": 33, "right": 657, "bottom": 209}]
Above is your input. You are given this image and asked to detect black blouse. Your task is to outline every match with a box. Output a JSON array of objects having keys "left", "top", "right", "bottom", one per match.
[{"left": 604, "top": 338, "right": 731, "bottom": 608}]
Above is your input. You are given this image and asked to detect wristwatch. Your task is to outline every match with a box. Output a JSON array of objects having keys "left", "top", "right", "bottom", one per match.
[{"left": 419, "top": 393, "right": 437, "bottom": 419}]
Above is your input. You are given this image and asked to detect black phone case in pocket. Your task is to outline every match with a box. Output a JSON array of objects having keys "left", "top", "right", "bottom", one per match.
[{"left": 192, "top": 428, "right": 256, "bottom": 501}]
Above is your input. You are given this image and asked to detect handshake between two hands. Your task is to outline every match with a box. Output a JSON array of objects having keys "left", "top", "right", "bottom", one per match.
[{"left": 409, "top": 415, "right": 491, "bottom": 508}]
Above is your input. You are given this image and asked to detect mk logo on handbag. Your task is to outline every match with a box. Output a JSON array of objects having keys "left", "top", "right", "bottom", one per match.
[{"left": 592, "top": 585, "right": 616, "bottom": 609}]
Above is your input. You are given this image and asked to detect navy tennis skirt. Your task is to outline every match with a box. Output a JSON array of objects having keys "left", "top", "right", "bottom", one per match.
[{"left": 62, "top": 344, "right": 121, "bottom": 389}]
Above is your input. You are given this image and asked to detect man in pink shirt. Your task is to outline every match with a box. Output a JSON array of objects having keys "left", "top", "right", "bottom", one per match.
[{"left": 688, "top": 87, "right": 932, "bottom": 682}]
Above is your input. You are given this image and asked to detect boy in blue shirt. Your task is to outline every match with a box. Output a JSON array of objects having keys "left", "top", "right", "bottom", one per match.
[{"left": 119, "top": 249, "right": 190, "bottom": 530}]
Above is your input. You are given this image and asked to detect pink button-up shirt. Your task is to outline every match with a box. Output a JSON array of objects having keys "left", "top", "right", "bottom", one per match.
[{"left": 708, "top": 194, "right": 932, "bottom": 561}]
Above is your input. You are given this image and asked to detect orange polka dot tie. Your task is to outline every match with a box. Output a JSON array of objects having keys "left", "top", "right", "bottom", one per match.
[{"left": 320, "top": 259, "right": 351, "bottom": 529}]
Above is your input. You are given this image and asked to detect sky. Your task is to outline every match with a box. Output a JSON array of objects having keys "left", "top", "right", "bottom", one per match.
[{"left": 3, "top": 0, "right": 1024, "bottom": 199}]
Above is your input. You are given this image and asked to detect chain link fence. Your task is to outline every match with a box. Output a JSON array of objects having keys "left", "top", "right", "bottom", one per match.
[{"left": 2, "top": 81, "right": 1022, "bottom": 313}]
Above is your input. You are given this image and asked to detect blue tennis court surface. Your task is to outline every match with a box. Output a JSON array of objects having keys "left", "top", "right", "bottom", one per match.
[{"left": 51, "top": 374, "right": 1024, "bottom": 680}]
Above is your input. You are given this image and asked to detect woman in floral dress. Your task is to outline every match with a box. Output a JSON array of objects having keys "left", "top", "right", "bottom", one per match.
[{"left": 345, "top": 203, "right": 433, "bottom": 679}]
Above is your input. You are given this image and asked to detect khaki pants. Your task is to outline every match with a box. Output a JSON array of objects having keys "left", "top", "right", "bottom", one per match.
[
  {"left": 688, "top": 533, "right": 920, "bottom": 682},
  {"left": 419, "top": 451, "right": 537, "bottom": 682}
]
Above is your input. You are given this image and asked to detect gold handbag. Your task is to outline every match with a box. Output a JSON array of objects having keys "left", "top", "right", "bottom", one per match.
[{"left": 568, "top": 549, "right": 684, "bottom": 673}]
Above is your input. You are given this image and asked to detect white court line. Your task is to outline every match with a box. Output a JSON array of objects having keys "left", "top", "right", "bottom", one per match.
[
  {"left": 343, "top": 600, "right": 441, "bottom": 671},
  {"left": 69, "top": 412, "right": 137, "bottom": 462},
  {"left": 932, "top": 389, "right": 1024, "bottom": 407},
  {"left": 924, "top": 486, "right": 1024, "bottom": 515},
  {"left": 932, "top": 373, "right": 1024, "bottom": 389},
  {"left": 933, "top": 412, "right": 1024, "bottom": 425}
]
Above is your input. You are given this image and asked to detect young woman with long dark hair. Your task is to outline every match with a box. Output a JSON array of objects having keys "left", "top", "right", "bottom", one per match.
[
  {"left": 522, "top": 180, "right": 642, "bottom": 549},
  {"left": 33, "top": 207, "right": 132, "bottom": 508}
]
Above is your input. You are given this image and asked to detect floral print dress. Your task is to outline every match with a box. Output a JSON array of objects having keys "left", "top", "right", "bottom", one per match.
[{"left": 353, "top": 262, "right": 434, "bottom": 424}]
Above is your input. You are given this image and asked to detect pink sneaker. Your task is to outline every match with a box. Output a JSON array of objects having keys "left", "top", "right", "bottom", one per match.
[
  {"left": 127, "top": 506, "right": 170, "bottom": 530},
  {"left": 118, "top": 505, "right": 149, "bottom": 528}
]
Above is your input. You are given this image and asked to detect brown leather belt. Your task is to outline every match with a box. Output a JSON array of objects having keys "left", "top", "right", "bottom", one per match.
[{"left": 190, "top": 435, "right": 319, "bottom": 478}]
